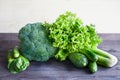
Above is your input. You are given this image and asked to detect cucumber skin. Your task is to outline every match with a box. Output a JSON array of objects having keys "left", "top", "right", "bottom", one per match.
[
  {"left": 69, "top": 53, "right": 88, "bottom": 68},
  {"left": 83, "top": 49, "right": 98, "bottom": 62},
  {"left": 89, "top": 61, "right": 98, "bottom": 73}
]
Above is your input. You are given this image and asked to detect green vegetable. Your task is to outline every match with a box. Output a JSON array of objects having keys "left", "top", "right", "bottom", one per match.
[
  {"left": 89, "top": 61, "right": 98, "bottom": 73},
  {"left": 44, "top": 11, "right": 118, "bottom": 67},
  {"left": 69, "top": 53, "right": 88, "bottom": 68},
  {"left": 82, "top": 49, "right": 98, "bottom": 62},
  {"left": 92, "top": 48, "right": 118, "bottom": 67},
  {"left": 7, "top": 47, "right": 29, "bottom": 74},
  {"left": 44, "top": 12, "right": 101, "bottom": 61},
  {"left": 55, "top": 49, "right": 68, "bottom": 61},
  {"left": 18, "top": 22, "right": 57, "bottom": 62}
]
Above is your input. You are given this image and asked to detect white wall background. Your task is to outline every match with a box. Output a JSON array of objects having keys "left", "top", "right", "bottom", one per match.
[{"left": 0, "top": 0, "right": 120, "bottom": 33}]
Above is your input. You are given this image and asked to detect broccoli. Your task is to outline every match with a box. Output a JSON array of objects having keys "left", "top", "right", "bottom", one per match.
[{"left": 18, "top": 22, "right": 57, "bottom": 62}]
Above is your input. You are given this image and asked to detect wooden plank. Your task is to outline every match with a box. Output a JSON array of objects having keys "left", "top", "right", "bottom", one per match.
[{"left": 0, "top": 33, "right": 120, "bottom": 80}]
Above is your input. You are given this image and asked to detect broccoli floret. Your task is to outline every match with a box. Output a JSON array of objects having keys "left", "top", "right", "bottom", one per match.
[{"left": 18, "top": 22, "right": 57, "bottom": 62}]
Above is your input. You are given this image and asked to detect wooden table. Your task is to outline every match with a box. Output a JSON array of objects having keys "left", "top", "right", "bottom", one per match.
[{"left": 0, "top": 33, "right": 120, "bottom": 80}]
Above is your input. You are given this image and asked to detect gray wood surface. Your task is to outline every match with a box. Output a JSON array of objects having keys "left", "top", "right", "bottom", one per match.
[{"left": 0, "top": 33, "right": 120, "bottom": 80}]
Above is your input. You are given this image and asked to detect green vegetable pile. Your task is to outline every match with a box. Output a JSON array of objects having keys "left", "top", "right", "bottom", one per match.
[
  {"left": 7, "top": 11, "right": 118, "bottom": 74},
  {"left": 44, "top": 11, "right": 118, "bottom": 72}
]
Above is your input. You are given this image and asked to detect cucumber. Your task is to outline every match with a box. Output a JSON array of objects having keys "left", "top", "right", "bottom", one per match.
[
  {"left": 83, "top": 49, "right": 98, "bottom": 62},
  {"left": 89, "top": 61, "right": 98, "bottom": 73},
  {"left": 69, "top": 53, "right": 88, "bottom": 68}
]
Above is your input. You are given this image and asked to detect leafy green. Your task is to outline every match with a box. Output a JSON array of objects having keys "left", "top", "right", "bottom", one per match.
[
  {"left": 55, "top": 49, "right": 68, "bottom": 61},
  {"left": 7, "top": 47, "right": 29, "bottom": 74},
  {"left": 44, "top": 11, "right": 101, "bottom": 61},
  {"left": 44, "top": 11, "right": 118, "bottom": 68},
  {"left": 18, "top": 22, "right": 57, "bottom": 62}
]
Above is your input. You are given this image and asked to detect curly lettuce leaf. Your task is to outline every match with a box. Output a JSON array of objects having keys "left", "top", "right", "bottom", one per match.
[{"left": 44, "top": 11, "right": 101, "bottom": 61}]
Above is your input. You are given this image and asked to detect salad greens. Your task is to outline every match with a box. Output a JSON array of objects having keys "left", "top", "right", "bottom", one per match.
[
  {"left": 44, "top": 11, "right": 118, "bottom": 68},
  {"left": 44, "top": 11, "right": 101, "bottom": 61}
]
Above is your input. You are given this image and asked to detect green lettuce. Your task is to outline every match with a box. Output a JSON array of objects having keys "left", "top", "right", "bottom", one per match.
[{"left": 44, "top": 11, "right": 101, "bottom": 61}]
